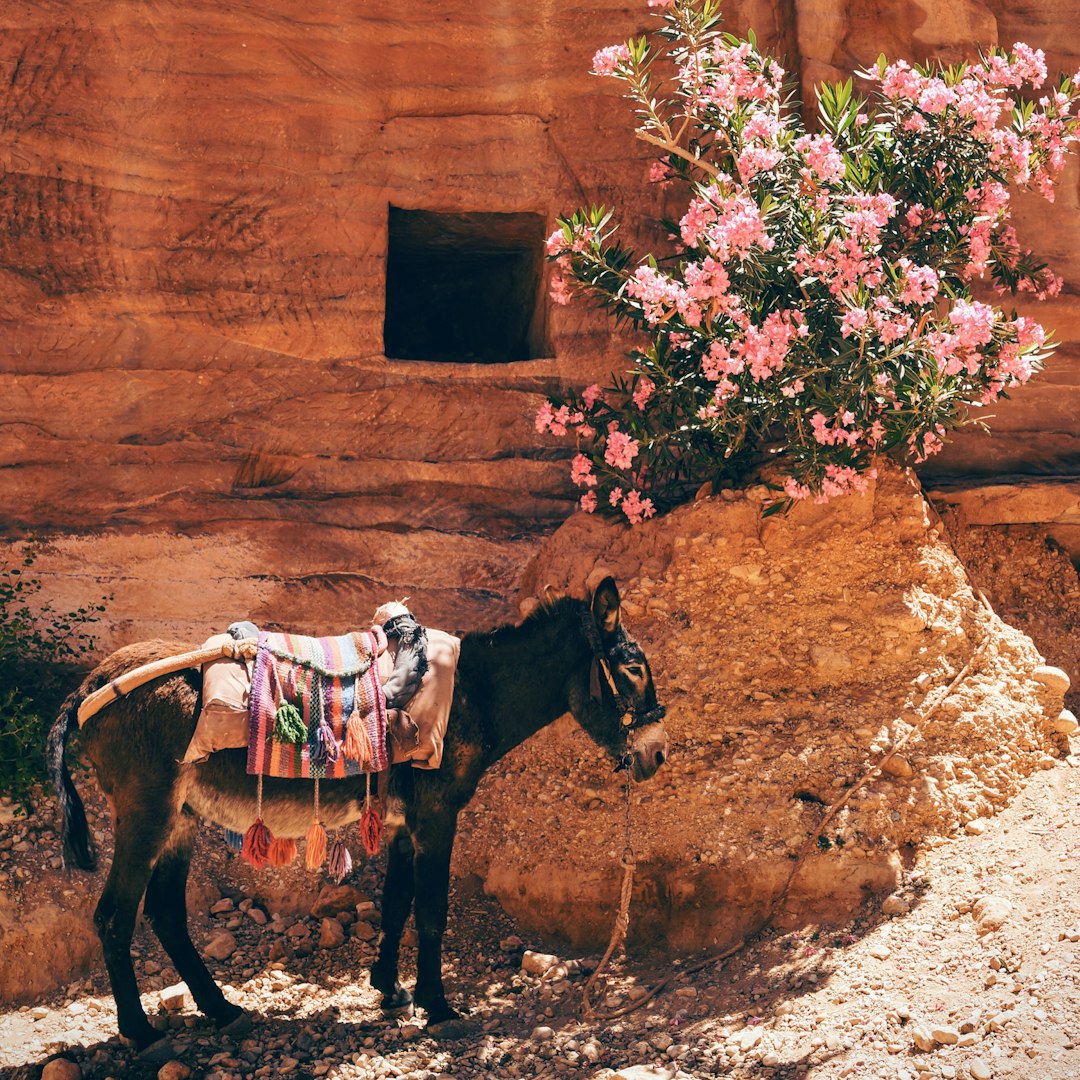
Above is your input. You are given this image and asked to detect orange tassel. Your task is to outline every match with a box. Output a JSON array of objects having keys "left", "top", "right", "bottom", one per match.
[
  {"left": 267, "top": 836, "right": 297, "bottom": 867},
  {"left": 344, "top": 711, "right": 375, "bottom": 769},
  {"left": 360, "top": 799, "right": 383, "bottom": 856},
  {"left": 305, "top": 818, "right": 327, "bottom": 870},
  {"left": 241, "top": 819, "right": 271, "bottom": 868}
]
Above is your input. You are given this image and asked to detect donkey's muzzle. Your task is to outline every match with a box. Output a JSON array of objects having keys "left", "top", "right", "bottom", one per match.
[{"left": 628, "top": 721, "right": 669, "bottom": 782}]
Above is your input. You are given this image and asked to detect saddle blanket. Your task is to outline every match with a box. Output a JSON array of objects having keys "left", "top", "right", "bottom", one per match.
[
  {"left": 246, "top": 629, "right": 389, "bottom": 779},
  {"left": 183, "top": 626, "right": 459, "bottom": 773}
]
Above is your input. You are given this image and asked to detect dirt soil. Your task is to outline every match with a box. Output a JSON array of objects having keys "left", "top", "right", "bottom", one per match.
[
  {"left": 1, "top": 752, "right": 1080, "bottom": 1079},
  {"left": 3, "top": 463, "right": 1080, "bottom": 1079}
]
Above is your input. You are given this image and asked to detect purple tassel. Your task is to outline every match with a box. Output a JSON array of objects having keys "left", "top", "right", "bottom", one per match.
[
  {"left": 308, "top": 717, "right": 341, "bottom": 768},
  {"left": 327, "top": 836, "right": 352, "bottom": 884}
]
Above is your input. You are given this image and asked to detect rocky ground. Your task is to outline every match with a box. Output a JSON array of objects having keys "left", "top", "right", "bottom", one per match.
[{"left": 2, "top": 742, "right": 1080, "bottom": 1080}]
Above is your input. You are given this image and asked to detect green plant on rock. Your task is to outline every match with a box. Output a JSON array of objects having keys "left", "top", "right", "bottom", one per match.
[{"left": 0, "top": 547, "right": 107, "bottom": 808}]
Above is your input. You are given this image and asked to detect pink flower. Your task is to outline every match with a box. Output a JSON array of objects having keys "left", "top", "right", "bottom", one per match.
[
  {"left": 580, "top": 490, "right": 598, "bottom": 513},
  {"left": 840, "top": 308, "right": 869, "bottom": 338},
  {"left": 609, "top": 487, "right": 624, "bottom": 507},
  {"left": 571, "top": 453, "right": 598, "bottom": 487},
  {"left": 549, "top": 273, "right": 572, "bottom": 306},
  {"left": 544, "top": 229, "right": 566, "bottom": 256},
  {"left": 621, "top": 489, "right": 656, "bottom": 524},
  {"left": 604, "top": 429, "right": 640, "bottom": 470},
  {"left": 896, "top": 259, "right": 940, "bottom": 305},
  {"left": 592, "top": 44, "right": 631, "bottom": 77},
  {"left": 582, "top": 383, "right": 603, "bottom": 409},
  {"left": 536, "top": 402, "right": 572, "bottom": 436},
  {"left": 949, "top": 300, "right": 996, "bottom": 348},
  {"left": 795, "top": 132, "right": 845, "bottom": 183},
  {"left": 633, "top": 377, "right": 656, "bottom": 409}
]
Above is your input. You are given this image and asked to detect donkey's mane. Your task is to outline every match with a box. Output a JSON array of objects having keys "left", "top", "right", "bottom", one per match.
[{"left": 460, "top": 594, "right": 584, "bottom": 651}]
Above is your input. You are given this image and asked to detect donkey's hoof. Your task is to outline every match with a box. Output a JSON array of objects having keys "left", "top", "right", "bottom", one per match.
[
  {"left": 135, "top": 1036, "right": 177, "bottom": 1064},
  {"left": 426, "top": 1017, "right": 480, "bottom": 1041},
  {"left": 218, "top": 1012, "right": 254, "bottom": 1038},
  {"left": 380, "top": 986, "right": 414, "bottom": 1018}
]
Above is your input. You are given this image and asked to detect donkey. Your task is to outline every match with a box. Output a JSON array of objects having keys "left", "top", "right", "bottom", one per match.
[{"left": 48, "top": 577, "right": 668, "bottom": 1052}]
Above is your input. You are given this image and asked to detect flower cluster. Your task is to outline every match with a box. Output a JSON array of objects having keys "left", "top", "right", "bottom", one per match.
[{"left": 539, "top": 0, "right": 1079, "bottom": 519}]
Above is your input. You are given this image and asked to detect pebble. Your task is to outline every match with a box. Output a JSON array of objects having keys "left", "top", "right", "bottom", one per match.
[
  {"left": 531, "top": 1025, "right": 555, "bottom": 1042},
  {"left": 868, "top": 943, "right": 891, "bottom": 960},
  {"left": 929, "top": 1025, "right": 959, "bottom": 1045},
  {"left": 159, "top": 983, "right": 191, "bottom": 1013},
  {"left": 911, "top": 1023, "right": 934, "bottom": 1051},
  {"left": 969, "top": 1060, "right": 994, "bottom": 1079},
  {"left": 612, "top": 1067, "right": 676, "bottom": 1080},
  {"left": 204, "top": 931, "right": 238, "bottom": 960},
  {"left": 311, "top": 885, "right": 366, "bottom": 917},
  {"left": 1033, "top": 665, "right": 1071, "bottom": 694},
  {"left": 972, "top": 896, "right": 1012, "bottom": 932},
  {"left": 319, "top": 918, "right": 346, "bottom": 949},
  {"left": 1054, "top": 709, "right": 1079, "bottom": 735},
  {"left": 41, "top": 1060, "right": 82, "bottom": 1080},
  {"left": 157, "top": 1064, "right": 191, "bottom": 1080},
  {"left": 521, "top": 951, "right": 560, "bottom": 977},
  {"left": 881, "top": 895, "right": 910, "bottom": 916}
]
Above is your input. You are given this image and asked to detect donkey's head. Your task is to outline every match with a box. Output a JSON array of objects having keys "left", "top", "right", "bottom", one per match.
[{"left": 574, "top": 576, "right": 669, "bottom": 782}]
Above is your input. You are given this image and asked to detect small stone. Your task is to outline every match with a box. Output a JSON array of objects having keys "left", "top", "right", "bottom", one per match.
[
  {"left": 499, "top": 935, "right": 523, "bottom": 951},
  {"left": 882, "top": 895, "right": 910, "bottom": 916},
  {"left": 204, "top": 931, "right": 238, "bottom": 961},
  {"left": 972, "top": 896, "right": 1012, "bottom": 933},
  {"left": 612, "top": 1067, "right": 676, "bottom": 1080},
  {"left": 911, "top": 1024, "right": 935, "bottom": 1051},
  {"left": 319, "top": 919, "right": 346, "bottom": 949},
  {"left": 531, "top": 1026, "right": 555, "bottom": 1042},
  {"left": 521, "top": 951, "right": 560, "bottom": 977},
  {"left": 400, "top": 1023, "right": 423, "bottom": 1040},
  {"left": 868, "top": 943, "right": 891, "bottom": 960},
  {"left": 882, "top": 755, "right": 914, "bottom": 779},
  {"left": 157, "top": 1063, "right": 192, "bottom": 1080},
  {"left": 1054, "top": 710, "right": 1080, "bottom": 735},
  {"left": 67, "top": 1001, "right": 86, "bottom": 1015},
  {"left": 649, "top": 1032, "right": 673, "bottom": 1051},
  {"left": 351, "top": 920, "right": 377, "bottom": 941},
  {"left": 159, "top": 983, "right": 191, "bottom": 1013},
  {"left": 211, "top": 899, "right": 235, "bottom": 915},
  {"left": 41, "top": 1060, "right": 82, "bottom": 1080},
  {"left": 31, "top": 1006, "right": 49, "bottom": 1020},
  {"left": 930, "top": 1025, "right": 960, "bottom": 1045},
  {"left": 969, "top": 1060, "right": 994, "bottom": 1079},
  {"left": 246, "top": 907, "right": 268, "bottom": 925},
  {"left": 733, "top": 1027, "right": 763, "bottom": 1052},
  {"left": 311, "top": 885, "right": 366, "bottom": 918},
  {"left": 1033, "top": 666, "right": 1070, "bottom": 694},
  {"left": 965, "top": 819, "right": 989, "bottom": 835}
]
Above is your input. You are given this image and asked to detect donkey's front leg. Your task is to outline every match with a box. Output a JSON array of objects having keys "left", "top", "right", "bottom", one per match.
[
  {"left": 410, "top": 814, "right": 467, "bottom": 1031},
  {"left": 370, "top": 825, "right": 416, "bottom": 1016}
]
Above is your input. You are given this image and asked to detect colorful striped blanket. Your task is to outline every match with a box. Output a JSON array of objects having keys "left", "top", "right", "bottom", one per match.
[{"left": 246, "top": 629, "right": 389, "bottom": 779}]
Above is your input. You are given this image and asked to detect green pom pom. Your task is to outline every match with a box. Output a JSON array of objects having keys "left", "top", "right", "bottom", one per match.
[{"left": 274, "top": 702, "right": 307, "bottom": 744}]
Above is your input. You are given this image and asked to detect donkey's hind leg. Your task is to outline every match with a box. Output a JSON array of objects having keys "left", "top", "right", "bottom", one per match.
[
  {"left": 143, "top": 807, "right": 246, "bottom": 1032},
  {"left": 370, "top": 823, "right": 416, "bottom": 1016},
  {"left": 95, "top": 788, "right": 182, "bottom": 1051}
]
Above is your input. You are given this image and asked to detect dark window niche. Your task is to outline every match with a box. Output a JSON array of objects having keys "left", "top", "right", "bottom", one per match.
[{"left": 384, "top": 207, "right": 549, "bottom": 363}]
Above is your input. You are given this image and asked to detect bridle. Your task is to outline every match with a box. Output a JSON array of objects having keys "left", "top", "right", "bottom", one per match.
[{"left": 581, "top": 609, "right": 667, "bottom": 734}]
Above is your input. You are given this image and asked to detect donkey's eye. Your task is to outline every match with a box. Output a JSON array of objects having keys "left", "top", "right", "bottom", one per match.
[{"left": 626, "top": 665, "right": 645, "bottom": 679}]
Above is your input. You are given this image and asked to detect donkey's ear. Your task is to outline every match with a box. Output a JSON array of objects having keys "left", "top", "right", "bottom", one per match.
[{"left": 591, "top": 576, "right": 621, "bottom": 640}]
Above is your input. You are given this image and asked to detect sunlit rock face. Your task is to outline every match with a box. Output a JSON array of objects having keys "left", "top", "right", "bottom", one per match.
[{"left": 2, "top": 0, "right": 1079, "bottom": 637}]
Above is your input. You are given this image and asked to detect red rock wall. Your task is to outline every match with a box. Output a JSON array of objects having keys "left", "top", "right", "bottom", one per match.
[{"left": 2, "top": 0, "right": 1079, "bottom": 643}]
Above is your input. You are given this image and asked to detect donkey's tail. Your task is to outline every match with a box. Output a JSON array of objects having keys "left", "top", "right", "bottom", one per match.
[{"left": 47, "top": 684, "right": 101, "bottom": 872}]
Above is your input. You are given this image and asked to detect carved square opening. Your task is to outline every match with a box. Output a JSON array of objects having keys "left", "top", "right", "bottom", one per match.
[{"left": 384, "top": 208, "right": 549, "bottom": 362}]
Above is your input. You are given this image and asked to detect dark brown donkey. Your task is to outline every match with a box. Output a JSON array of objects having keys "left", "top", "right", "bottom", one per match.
[{"left": 48, "top": 578, "right": 668, "bottom": 1052}]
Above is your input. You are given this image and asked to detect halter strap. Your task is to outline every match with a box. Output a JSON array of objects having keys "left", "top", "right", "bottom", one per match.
[{"left": 581, "top": 609, "right": 667, "bottom": 729}]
